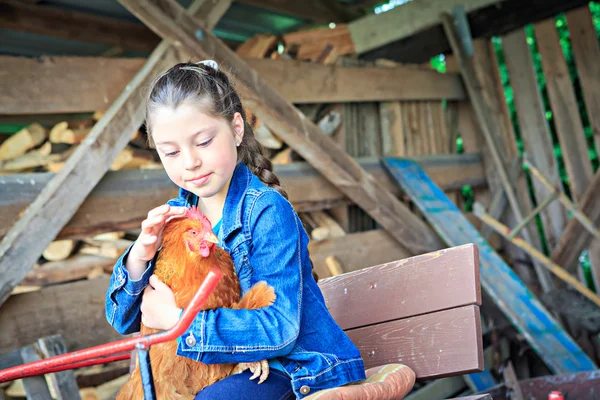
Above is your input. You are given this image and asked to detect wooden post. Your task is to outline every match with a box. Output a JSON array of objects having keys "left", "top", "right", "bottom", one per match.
[
  {"left": 117, "top": 0, "right": 445, "bottom": 256},
  {"left": 0, "top": 0, "right": 232, "bottom": 306}
]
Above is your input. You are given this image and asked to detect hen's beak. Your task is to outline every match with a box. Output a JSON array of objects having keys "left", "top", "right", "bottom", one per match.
[{"left": 205, "top": 232, "right": 219, "bottom": 244}]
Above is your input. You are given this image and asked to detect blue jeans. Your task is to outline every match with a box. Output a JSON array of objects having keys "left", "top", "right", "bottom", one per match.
[{"left": 194, "top": 370, "right": 295, "bottom": 399}]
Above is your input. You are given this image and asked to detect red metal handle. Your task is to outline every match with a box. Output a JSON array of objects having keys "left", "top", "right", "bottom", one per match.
[{"left": 0, "top": 268, "right": 222, "bottom": 383}]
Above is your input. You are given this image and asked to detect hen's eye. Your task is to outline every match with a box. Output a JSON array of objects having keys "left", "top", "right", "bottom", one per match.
[{"left": 190, "top": 230, "right": 198, "bottom": 236}]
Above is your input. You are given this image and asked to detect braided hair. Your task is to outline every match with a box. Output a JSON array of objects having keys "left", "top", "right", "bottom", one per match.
[{"left": 145, "top": 61, "right": 318, "bottom": 281}]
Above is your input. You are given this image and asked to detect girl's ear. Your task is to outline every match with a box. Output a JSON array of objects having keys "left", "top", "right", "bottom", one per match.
[{"left": 232, "top": 112, "right": 244, "bottom": 146}]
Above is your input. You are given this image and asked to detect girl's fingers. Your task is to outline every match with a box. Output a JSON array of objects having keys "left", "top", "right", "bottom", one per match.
[
  {"left": 140, "top": 235, "right": 158, "bottom": 246},
  {"left": 141, "top": 215, "right": 166, "bottom": 232}
]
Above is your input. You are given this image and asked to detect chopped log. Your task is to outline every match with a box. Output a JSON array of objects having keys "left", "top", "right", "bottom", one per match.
[
  {"left": 22, "top": 254, "right": 116, "bottom": 286},
  {"left": 0, "top": 0, "right": 233, "bottom": 306},
  {"left": 80, "top": 238, "right": 133, "bottom": 259},
  {"left": 0, "top": 123, "right": 46, "bottom": 161},
  {"left": 109, "top": 147, "right": 155, "bottom": 170},
  {"left": 0, "top": 141, "right": 65, "bottom": 172},
  {"left": 284, "top": 24, "right": 356, "bottom": 61},
  {"left": 235, "top": 33, "right": 278, "bottom": 58},
  {"left": 49, "top": 122, "right": 91, "bottom": 145},
  {"left": 42, "top": 239, "right": 77, "bottom": 261}
]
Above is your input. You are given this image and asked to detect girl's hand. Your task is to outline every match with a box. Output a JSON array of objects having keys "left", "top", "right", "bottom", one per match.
[
  {"left": 141, "top": 275, "right": 182, "bottom": 330},
  {"left": 131, "top": 204, "right": 187, "bottom": 262}
]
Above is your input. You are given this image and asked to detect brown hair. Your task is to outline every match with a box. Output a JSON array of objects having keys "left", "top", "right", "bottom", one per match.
[{"left": 145, "top": 61, "right": 287, "bottom": 200}]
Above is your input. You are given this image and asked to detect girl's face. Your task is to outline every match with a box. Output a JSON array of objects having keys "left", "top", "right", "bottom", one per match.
[{"left": 151, "top": 103, "right": 243, "bottom": 200}]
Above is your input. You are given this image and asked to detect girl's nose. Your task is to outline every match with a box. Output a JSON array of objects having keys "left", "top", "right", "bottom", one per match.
[{"left": 183, "top": 150, "right": 201, "bottom": 170}]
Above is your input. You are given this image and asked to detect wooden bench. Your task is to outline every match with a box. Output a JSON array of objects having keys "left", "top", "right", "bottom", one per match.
[{"left": 316, "top": 242, "right": 489, "bottom": 399}]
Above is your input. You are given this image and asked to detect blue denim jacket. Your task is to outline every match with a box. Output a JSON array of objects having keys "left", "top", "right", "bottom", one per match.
[{"left": 105, "top": 162, "right": 366, "bottom": 398}]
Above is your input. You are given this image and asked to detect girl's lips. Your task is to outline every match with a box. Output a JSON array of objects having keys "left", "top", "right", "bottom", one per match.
[{"left": 187, "top": 173, "right": 212, "bottom": 186}]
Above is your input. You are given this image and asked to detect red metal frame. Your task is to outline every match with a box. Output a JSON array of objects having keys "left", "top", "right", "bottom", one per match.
[{"left": 0, "top": 268, "right": 222, "bottom": 383}]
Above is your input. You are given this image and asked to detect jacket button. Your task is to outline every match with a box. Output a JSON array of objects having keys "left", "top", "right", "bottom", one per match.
[
  {"left": 299, "top": 386, "right": 310, "bottom": 395},
  {"left": 185, "top": 333, "right": 196, "bottom": 347}
]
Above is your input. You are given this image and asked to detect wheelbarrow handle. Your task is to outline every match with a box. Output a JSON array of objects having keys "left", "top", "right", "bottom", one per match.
[{"left": 0, "top": 268, "right": 222, "bottom": 383}]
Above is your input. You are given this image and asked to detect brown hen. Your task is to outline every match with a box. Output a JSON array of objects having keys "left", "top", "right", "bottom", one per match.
[{"left": 116, "top": 206, "right": 276, "bottom": 399}]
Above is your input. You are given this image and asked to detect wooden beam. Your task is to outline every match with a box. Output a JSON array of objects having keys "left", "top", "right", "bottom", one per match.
[
  {"left": 0, "top": 154, "right": 486, "bottom": 240},
  {"left": 0, "top": 0, "right": 232, "bottom": 306},
  {"left": 244, "top": 58, "right": 466, "bottom": 102},
  {"left": 348, "top": 0, "right": 505, "bottom": 54},
  {"left": 117, "top": 0, "right": 445, "bottom": 256},
  {"left": 235, "top": 0, "right": 359, "bottom": 23},
  {"left": 361, "top": 0, "right": 590, "bottom": 64},
  {"left": 0, "top": 56, "right": 466, "bottom": 114},
  {"left": 0, "top": 0, "right": 160, "bottom": 52}
]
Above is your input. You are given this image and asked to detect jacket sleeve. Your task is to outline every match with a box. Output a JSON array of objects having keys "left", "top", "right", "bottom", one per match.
[
  {"left": 176, "top": 191, "right": 302, "bottom": 363},
  {"left": 105, "top": 194, "right": 189, "bottom": 335}
]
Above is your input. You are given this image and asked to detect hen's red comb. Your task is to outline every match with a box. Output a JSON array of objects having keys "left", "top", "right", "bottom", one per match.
[{"left": 186, "top": 206, "right": 212, "bottom": 229}]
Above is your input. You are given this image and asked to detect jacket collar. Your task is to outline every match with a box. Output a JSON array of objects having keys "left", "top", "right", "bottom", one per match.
[{"left": 180, "top": 162, "right": 251, "bottom": 240}]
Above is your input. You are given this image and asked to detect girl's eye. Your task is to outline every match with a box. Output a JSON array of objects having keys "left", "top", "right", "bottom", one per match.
[
  {"left": 197, "top": 138, "right": 213, "bottom": 148},
  {"left": 164, "top": 150, "right": 179, "bottom": 157}
]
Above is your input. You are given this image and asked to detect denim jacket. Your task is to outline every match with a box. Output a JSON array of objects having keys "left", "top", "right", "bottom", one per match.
[{"left": 105, "top": 162, "right": 366, "bottom": 398}]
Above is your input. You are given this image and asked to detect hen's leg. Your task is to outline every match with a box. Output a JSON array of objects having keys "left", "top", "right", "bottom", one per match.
[
  {"left": 230, "top": 281, "right": 276, "bottom": 383},
  {"left": 231, "top": 359, "right": 270, "bottom": 384}
]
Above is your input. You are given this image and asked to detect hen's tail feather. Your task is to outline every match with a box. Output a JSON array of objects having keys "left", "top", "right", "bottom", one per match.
[{"left": 232, "top": 281, "right": 276, "bottom": 310}]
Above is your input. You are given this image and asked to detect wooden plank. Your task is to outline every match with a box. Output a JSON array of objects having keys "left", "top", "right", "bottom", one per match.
[
  {"left": 361, "top": 0, "right": 590, "bottom": 64},
  {"left": 117, "top": 0, "right": 446, "bottom": 258},
  {"left": 346, "top": 305, "right": 484, "bottom": 378},
  {"left": 21, "top": 254, "right": 116, "bottom": 286},
  {"left": 0, "top": 277, "right": 120, "bottom": 354},
  {"left": 318, "top": 244, "right": 480, "bottom": 331},
  {"left": 405, "top": 376, "right": 467, "bottom": 400},
  {"left": 552, "top": 169, "right": 600, "bottom": 272},
  {"left": 0, "top": 154, "right": 486, "bottom": 240},
  {"left": 20, "top": 347, "right": 53, "bottom": 400},
  {"left": 347, "top": 0, "right": 505, "bottom": 54},
  {"left": 245, "top": 58, "right": 466, "bottom": 102},
  {"left": 534, "top": 18, "right": 594, "bottom": 201},
  {"left": 37, "top": 336, "right": 82, "bottom": 400},
  {"left": 0, "top": 0, "right": 159, "bottom": 52},
  {"left": 382, "top": 157, "right": 597, "bottom": 373},
  {"left": 567, "top": 5, "right": 600, "bottom": 155},
  {"left": 0, "top": 56, "right": 466, "bottom": 114},
  {"left": 502, "top": 28, "right": 566, "bottom": 250},
  {"left": 0, "top": 56, "right": 146, "bottom": 115},
  {"left": 0, "top": 0, "right": 232, "bottom": 306}
]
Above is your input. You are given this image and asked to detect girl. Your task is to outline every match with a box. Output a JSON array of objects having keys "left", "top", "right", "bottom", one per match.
[{"left": 105, "top": 60, "right": 366, "bottom": 399}]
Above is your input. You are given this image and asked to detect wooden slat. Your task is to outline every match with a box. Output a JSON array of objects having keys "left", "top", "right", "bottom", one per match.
[
  {"left": 0, "top": 154, "right": 486, "bottom": 240},
  {"left": 567, "top": 5, "right": 600, "bottom": 155},
  {"left": 346, "top": 305, "right": 483, "bottom": 378},
  {"left": 534, "top": 18, "right": 594, "bottom": 201},
  {"left": 0, "top": 56, "right": 466, "bottom": 114},
  {"left": 383, "top": 158, "right": 597, "bottom": 373},
  {"left": 502, "top": 28, "right": 566, "bottom": 250},
  {"left": 318, "top": 244, "right": 480, "bottom": 331},
  {"left": 21, "top": 254, "right": 116, "bottom": 286},
  {"left": 347, "top": 0, "right": 505, "bottom": 54},
  {"left": 245, "top": 58, "right": 466, "bottom": 102},
  {"left": 0, "top": 0, "right": 232, "bottom": 306},
  {"left": 118, "top": 0, "right": 445, "bottom": 258},
  {"left": 0, "top": 0, "right": 159, "bottom": 52}
]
